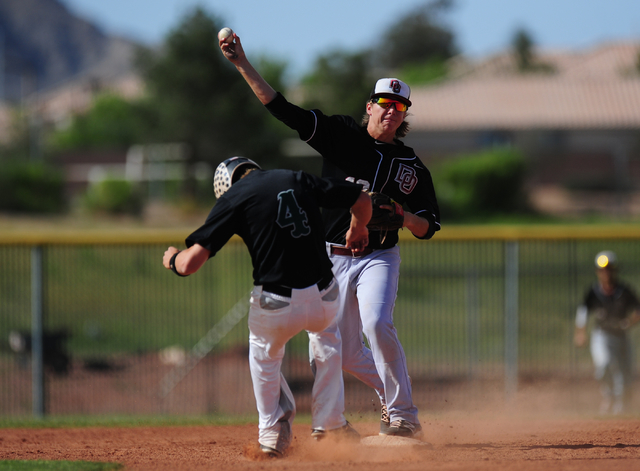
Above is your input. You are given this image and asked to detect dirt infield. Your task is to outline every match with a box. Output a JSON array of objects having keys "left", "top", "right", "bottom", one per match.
[{"left": 2, "top": 412, "right": 639, "bottom": 470}]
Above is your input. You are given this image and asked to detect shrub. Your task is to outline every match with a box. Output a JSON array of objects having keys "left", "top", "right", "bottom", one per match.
[
  {"left": 0, "top": 159, "right": 66, "bottom": 213},
  {"left": 82, "top": 177, "right": 143, "bottom": 216},
  {"left": 433, "top": 147, "right": 529, "bottom": 221}
]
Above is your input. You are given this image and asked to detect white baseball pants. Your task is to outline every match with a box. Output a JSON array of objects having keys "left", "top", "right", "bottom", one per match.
[
  {"left": 590, "top": 327, "right": 633, "bottom": 403},
  {"left": 248, "top": 280, "right": 346, "bottom": 452},
  {"left": 328, "top": 243, "right": 419, "bottom": 424}
]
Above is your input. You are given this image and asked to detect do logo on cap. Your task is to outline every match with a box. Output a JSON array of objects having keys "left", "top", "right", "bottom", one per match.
[{"left": 370, "top": 78, "right": 412, "bottom": 107}]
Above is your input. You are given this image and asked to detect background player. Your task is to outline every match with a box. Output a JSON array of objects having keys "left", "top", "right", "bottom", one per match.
[
  {"left": 574, "top": 250, "right": 640, "bottom": 414},
  {"left": 163, "top": 157, "right": 371, "bottom": 457},
  {"left": 219, "top": 31, "right": 440, "bottom": 439}
]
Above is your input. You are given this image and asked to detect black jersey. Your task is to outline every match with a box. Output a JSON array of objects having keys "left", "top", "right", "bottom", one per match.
[
  {"left": 185, "top": 169, "right": 362, "bottom": 289},
  {"left": 582, "top": 282, "right": 640, "bottom": 335},
  {"left": 265, "top": 92, "right": 440, "bottom": 250}
]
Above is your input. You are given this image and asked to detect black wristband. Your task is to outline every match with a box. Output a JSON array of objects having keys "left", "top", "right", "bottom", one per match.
[{"left": 170, "top": 251, "right": 188, "bottom": 277}]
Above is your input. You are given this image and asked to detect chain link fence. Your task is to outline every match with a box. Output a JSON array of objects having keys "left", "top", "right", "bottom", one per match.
[{"left": 2, "top": 227, "right": 640, "bottom": 418}]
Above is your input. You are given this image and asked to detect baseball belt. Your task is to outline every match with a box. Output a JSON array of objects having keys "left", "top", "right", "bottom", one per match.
[{"left": 262, "top": 273, "right": 334, "bottom": 298}]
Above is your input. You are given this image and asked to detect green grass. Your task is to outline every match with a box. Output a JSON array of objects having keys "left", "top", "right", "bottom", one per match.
[
  {"left": 0, "top": 461, "right": 121, "bottom": 470},
  {"left": 0, "top": 414, "right": 260, "bottom": 429}
]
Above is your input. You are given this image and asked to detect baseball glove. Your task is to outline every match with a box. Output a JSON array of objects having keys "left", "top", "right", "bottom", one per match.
[{"left": 367, "top": 192, "right": 404, "bottom": 232}]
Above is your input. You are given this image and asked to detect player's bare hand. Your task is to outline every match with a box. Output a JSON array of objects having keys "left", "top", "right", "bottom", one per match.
[
  {"left": 573, "top": 328, "right": 587, "bottom": 347},
  {"left": 350, "top": 240, "right": 369, "bottom": 254},
  {"left": 219, "top": 34, "right": 244, "bottom": 62},
  {"left": 163, "top": 246, "right": 180, "bottom": 270},
  {"left": 345, "top": 227, "right": 369, "bottom": 253}
]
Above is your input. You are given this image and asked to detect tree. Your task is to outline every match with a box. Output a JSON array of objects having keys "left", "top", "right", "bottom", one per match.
[
  {"left": 0, "top": 108, "right": 66, "bottom": 213},
  {"left": 511, "top": 27, "right": 556, "bottom": 74},
  {"left": 48, "top": 94, "right": 149, "bottom": 151},
  {"left": 376, "top": 0, "right": 457, "bottom": 70},
  {"left": 299, "top": 50, "right": 373, "bottom": 119},
  {"left": 136, "top": 7, "right": 287, "bottom": 195},
  {"left": 513, "top": 28, "right": 534, "bottom": 71},
  {"left": 296, "top": 1, "right": 458, "bottom": 116}
]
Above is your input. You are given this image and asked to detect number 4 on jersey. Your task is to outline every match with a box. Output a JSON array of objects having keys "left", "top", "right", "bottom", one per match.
[{"left": 276, "top": 189, "right": 310, "bottom": 238}]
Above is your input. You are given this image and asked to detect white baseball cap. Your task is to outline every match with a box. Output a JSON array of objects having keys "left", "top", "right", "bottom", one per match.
[
  {"left": 595, "top": 250, "right": 617, "bottom": 269},
  {"left": 370, "top": 78, "right": 412, "bottom": 107}
]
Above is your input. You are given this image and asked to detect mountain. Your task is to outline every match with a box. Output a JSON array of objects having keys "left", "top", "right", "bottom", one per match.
[{"left": 0, "top": 0, "right": 140, "bottom": 103}]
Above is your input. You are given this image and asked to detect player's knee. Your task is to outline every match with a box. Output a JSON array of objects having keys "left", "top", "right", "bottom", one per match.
[{"left": 362, "top": 315, "right": 394, "bottom": 342}]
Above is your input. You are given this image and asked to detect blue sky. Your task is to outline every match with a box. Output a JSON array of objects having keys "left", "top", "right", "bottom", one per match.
[{"left": 62, "top": 0, "right": 640, "bottom": 80}]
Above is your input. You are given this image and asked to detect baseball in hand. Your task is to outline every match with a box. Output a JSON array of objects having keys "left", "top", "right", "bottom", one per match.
[{"left": 218, "top": 27, "right": 234, "bottom": 44}]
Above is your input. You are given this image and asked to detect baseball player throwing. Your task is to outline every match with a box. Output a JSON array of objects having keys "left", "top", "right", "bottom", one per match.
[
  {"left": 163, "top": 157, "right": 371, "bottom": 457},
  {"left": 220, "top": 31, "right": 440, "bottom": 439}
]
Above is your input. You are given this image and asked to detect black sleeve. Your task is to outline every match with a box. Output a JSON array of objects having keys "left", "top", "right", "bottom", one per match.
[
  {"left": 185, "top": 198, "right": 236, "bottom": 258},
  {"left": 299, "top": 172, "right": 363, "bottom": 209},
  {"left": 265, "top": 92, "right": 318, "bottom": 141},
  {"left": 583, "top": 286, "right": 597, "bottom": 310},
  {"left": 265, "top": 93, "right": 360, "bottom": 160},
  {"left": 622, "top": 284, "right": 640, "bottom": 310},
  {"left": 405, "top": 167, "right": 441, "bottom": 240}
]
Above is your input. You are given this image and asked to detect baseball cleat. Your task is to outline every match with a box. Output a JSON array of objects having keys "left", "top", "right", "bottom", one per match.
[
  {"left": 384, "top": 419, "right": 424, "bottom": 439},
  {"left": 259, "top": 444, "right": 283, "bottom": 458},
  {"left": 311, "top": 421, "right": 361, "bottom": 442},
  {"left": 379, "top": 404, "right": 391, "bottom": 435}
]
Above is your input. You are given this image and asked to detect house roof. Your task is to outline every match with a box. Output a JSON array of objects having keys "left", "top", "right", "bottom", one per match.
[{"left": 408, "top": 42, "right": 640, "bottom": 131}]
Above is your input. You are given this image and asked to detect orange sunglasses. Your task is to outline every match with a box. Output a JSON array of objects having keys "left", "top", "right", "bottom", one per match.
[{"left": 372, "top": 97, "right": 409, "bottom": 112}]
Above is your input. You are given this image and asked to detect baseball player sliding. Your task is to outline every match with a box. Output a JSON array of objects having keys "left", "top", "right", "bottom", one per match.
[
  {"left": 163, "top": 157, "right": 370, "bottom": 457},
  {"left": 220, "top": 30, "right": 440, "bottom": 439}
]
